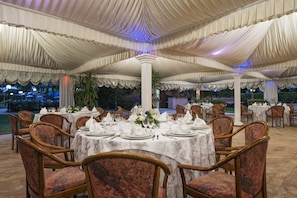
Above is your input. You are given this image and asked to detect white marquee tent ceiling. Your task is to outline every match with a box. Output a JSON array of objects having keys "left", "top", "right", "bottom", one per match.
[{"left": 1, "top": 0, "right": 297, "bottom": 90}]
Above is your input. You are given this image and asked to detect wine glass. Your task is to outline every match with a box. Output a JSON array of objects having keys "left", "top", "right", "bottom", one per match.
[
  {"left": 148, "top": 118, "right": 154, "bottom": 133},
  {"left": 142, "top": 118, "right": 148, "bottom": 132}
]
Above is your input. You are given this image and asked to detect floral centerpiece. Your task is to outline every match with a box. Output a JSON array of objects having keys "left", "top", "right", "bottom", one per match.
[
  {"left": 66, "top": 106, "right": 80, "bottom": 113},
  {"left": 135, "top": 111, "right": 160, "bottom": 127}
]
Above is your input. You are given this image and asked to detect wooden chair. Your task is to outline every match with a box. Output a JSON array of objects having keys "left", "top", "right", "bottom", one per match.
[
  {"left": 206, "top": 104, "right": 226, "bottom": 121},
  {"left": 266, "top": 105, "right": 285, "bottom": 127},
  {"left": 8, "top": 114, "right": 30, "bottom": 153},
  {"left": 241, "top": 104, "right": 253, "bottom": 123},
  {"left": 207, "top": 116, "right": 234, "bottom": 158},
  {"left": 176, "top": 104, "right": 185, "bottom": 114},
  {"left": 216, "top": 121, "right": 269, "bottom": 174},
  {"left": 18, "top": 110, "right": 34, "bottom": 128},
  {"left": 76, "top": 116, "right": 101, "bottom": 129},
  {"left": 114, "top": 106, "right": 131, "bottom": 120},
  {"left": 288, "top": 104, "right": 297, "bottom": 126},
  {"left": 40, "top": 113, "right": 72, "bottom": 133},
  {"left": 178, "top": 135, "right": 270, "bottom": 198},
  {"left": 82, "top": 151, "right": 171, "bottom": 198},
  {"left": 30, "top": 122, "right": 75, "bottom": 169},
  {"left": 190, "top": 105, "right": 203, "bottom": 120},
  {"left": 17, "top": 136, "right": 87, "bottom": 198}
]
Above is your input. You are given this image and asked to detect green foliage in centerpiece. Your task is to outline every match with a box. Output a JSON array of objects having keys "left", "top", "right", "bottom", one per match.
[
  {"left": 66, "top": 106, "right": 80, "bottom": 113},
  {"left": 135, "top": 111, "right": 160, "bottom": 127}
]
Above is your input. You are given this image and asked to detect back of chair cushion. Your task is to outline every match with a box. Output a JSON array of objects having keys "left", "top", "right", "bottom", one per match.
[
  {"left": 30, "top": 123, "right": 58, "bottom": 147},
  {"left": 85, "top": 157, "right": 155, "bottom": 197},
  {"left": 239, "top": 138, "right": 268, "bottom": 197},
  {"left": 244, "top": 122, "right": 268, "bottom": 145},
  {"left": 271, "top": 106, "right": 284, "bottom": 117},
  {"left": 40, "top": 114, "right": 64, "bottom": 128},
  {"left": 18, "top": 138, "right": 42, "bottom": 195}
]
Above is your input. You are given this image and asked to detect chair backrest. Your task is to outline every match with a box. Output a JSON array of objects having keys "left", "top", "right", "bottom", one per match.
[
  {"left": 191, "top": 105, "right": 203, "bottom": 118},
  {"left": 82, "top": 151, "right": 171, "bottom": 198},
  {"left": 212, "top": 104, "right": 226, "bottom": 114},
  {"left": 17, "top": 136, "right": 46, "bottom": 196},
  {"left": 8, "top": 114, "right": 19, "bottom": 135},
  {"left": 241, "top": 121, "right": 269, "bottom": 145},
  {"left": 40, "top": 114, "right": 71, "bottom": 132},
  {"left": 270, "top": 106, "right": 285, "bottom": 117},
  {"left": 208, "top": 116, "right": 234, "bottom": 149},
  {"left": 176, "top": 104, "right": 185, "bottom": 114},
  {"left": 30, "top": 122, "right": 71, "bottom": 148},
  {"left": 96, "top": 107, "right": 105, "bottom": 114},
  {"left": 76, "top": 116, "right": 91, "bottom": 129},
  {"left": 288, "top": 104, "right": 295, "bottom": 114},
  {"left": 234, "top": 135, "right": 270, "bottom": 197},
  {"left": 18, "top": 110, "right": 34, "bottom": 128},
  {"left": 240, "top": 105, "right": 249, "bottom": 114}
]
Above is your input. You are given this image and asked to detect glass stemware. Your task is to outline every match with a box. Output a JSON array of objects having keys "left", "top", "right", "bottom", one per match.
[
  {"left": 148, "top": 118, "right": 154, "bottom": 133},
  {"left": 142, "top": 118, "right": 149, "bottom": 132}
]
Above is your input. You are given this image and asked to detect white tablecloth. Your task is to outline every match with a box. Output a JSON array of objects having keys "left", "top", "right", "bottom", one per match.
[
  {"left": 248, "top": 105, "right": 290, "bottom": 126},
  {"left": 71, "top": 121, "right": 216, "bottom": 198},
  {"left": 34, "top": 111, "right": 100, "bottom": 135}
]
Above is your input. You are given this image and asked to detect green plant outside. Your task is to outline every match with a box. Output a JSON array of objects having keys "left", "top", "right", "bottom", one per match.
[{"left": 74, "top": 73, "right": 99, "bottom": 108}]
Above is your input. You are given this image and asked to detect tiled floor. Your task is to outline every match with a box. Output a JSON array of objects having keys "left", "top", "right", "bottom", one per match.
[{"left": 1, "top": 124, "right": 297, "bottom": 197}]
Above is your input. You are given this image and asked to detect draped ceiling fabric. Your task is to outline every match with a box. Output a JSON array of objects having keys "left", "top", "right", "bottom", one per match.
[{"left": 1, "top": 0, "right": 297, "bottom": 92}]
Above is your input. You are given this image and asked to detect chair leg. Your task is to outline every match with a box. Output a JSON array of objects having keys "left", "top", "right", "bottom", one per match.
[{"left": 11, "top": 134, "right": 14, "bottom": 150}]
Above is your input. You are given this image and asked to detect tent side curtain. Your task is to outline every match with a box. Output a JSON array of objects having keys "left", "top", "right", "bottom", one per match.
[{"left": 0, "top": 69, "right": 62, "bottom": 86}]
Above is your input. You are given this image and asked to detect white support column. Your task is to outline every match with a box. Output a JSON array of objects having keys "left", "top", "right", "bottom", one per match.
[
  {"left": 135, "top": 54, "right": 156, "bottom": 112},
  {"left": 233, "top": 74, "right": 243, "bottom": 126}
]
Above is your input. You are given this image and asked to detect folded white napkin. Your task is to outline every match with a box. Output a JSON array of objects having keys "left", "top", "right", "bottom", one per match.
[
  {"left": 92, "top": 106, "right": 98, "bottom": 112},
  {"left": 192, "top": 115, "right": 207, "bottom": 128},
  {"left": 40, "top": 107, "right": 48, "bottom": 114},
  {"left": 277, "top": 103, "right": 282, "bottom": 106},
  {"left": 185, "top": 103, "right": 191, "bottom": 109},
  {"left": 128, "top": 113, "right": 138, "bottom": 121},
  {"left": 59, "top": 107, "right": 66, "bottom": 114},
  {"left": 183, "top": 111, "right": 192, "bottom": 122},
  {"left": 252, "top": 102, "right": 257, "bottom": 106},
  {"left": 80, "top": 106, "right": 90, "bottom": 112},
  {"left": 85, "top": 116, "right": 94, "bottom": 128},
  {"left": 130, "top": 125, "right": 146, "bottom": 136},
  {"left": 193, "top": 115, "right": 206, "bottom": 125},
  {"left": 172, "top": 123, "right": 189, "bottom": 134},
  {"left": 102, "top": 112, "right": 113, "bottom": 122},
  {"left": 263, "top": 103, "right": 268, "bottom": 106},
  {"left": 283, "top": 103, "right": 287, "bottom": 106},
  {"left": 85, "top": 117, "right": 105, "bottom": 133},
  {"left": 90, "top": 122, "right": 105, "bottom": 133},
  {"left": 158, "top": 112, "right": 168, "bottom": 122}
]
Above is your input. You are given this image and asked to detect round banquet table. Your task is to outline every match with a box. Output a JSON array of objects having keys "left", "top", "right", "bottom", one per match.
[{"left": 71, "top": 121, "right": 216, "bottom": 198}]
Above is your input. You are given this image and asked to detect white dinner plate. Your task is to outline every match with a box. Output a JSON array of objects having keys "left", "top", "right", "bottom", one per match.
[
  {"left": 165, "top": 131, "right": 198, "bottom": 137},
  {"left": 79, "top": 126, "right": 89, "bottom": 131},
  {"left": 120, "top": 133, "right": 154, "bottom": 140},
  {"left": 190, "top": 125, "right": 210, "bottom": 130},
  {"left": 86, "top": 131, "right": 115, "bottom": 137}
]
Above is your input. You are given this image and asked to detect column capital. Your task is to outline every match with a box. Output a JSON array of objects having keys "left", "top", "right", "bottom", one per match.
[{"left": 135, "top": 54, "right": 157, "bottom": 64}]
